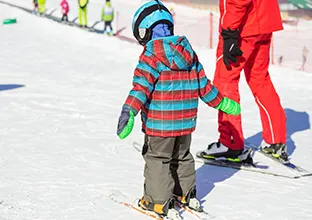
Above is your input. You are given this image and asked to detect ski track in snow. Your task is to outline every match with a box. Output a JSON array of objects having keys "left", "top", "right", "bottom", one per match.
[{"left": 0, "top": 2, "right": 312, "bottom": 220}]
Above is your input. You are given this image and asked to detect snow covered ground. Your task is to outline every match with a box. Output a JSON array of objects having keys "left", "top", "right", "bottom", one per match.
[{"left": 1, "top": 2, "right": 312, "bottom": 220}]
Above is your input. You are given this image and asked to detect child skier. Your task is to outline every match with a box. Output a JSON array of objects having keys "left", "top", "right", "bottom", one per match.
[
  {"left": 116, "top": 1, "right": 240, "bottom": 219},
  {"left": 102, "top": 0, "right": 114, "bottom": 35},
  {"left": 33, "top": 0, "right": 38, "bottom": 14},
  {"left": 78, "top": 0, "right": 88, "bottom": 28},
  {"left": 38, "top": 0, "right": 46, "bottom": 15},
  {"left": 60, "top": 0, "right": 69, "bottom": 22}
]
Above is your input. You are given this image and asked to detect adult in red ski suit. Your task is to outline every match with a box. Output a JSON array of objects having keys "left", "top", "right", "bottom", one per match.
[{"left": 207, "top": 0, "right": 287, "bottom": 157}]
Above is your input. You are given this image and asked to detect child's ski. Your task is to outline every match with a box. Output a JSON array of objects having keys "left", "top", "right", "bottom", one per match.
[
  {"left": 175, "top": 201, "right": 215, "bottom": 220},
  {"left": 109, "top": 190, "right": 164, "bottom": 220}
]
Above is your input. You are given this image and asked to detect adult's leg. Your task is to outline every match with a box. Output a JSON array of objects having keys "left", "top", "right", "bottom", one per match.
[
  {"left": 213, "top": 36, "right": 257, "bottom": 150},
  {"left": 244, "top": 34, "right": 286, "bottom": 144}
]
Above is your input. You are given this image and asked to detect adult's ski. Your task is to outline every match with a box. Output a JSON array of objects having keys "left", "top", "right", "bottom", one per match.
[{"left": 245, "top": 142, "right": 312, "bottom": 177}]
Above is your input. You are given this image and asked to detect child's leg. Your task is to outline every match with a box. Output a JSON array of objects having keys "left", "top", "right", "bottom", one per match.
[
  {"left": 65, "top": 14, "right": 68, "bottom": 22},
  {"left": 38, "top": 3, "right": 44, "bottom": 14},
  {"left": 78, "top": 7, "right": 83, "bottom": 26},
  {"left": 109, "top": 22, "right": 113, "bottom": 32},
  {"left": 170, "top": 134, "right": 195, "bottom": 198},
  {"left": 103, "top": 22, "right": 107, "bottom": 33},
  {"left": 142, "top": 135, "right": 176, "bottom": 205},
  {"left": 83, "top": 7, "right": 88, "bottom": 26}
]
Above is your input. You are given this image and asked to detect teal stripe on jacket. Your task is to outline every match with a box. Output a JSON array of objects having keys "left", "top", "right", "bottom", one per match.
[
  {"left": 201, "top": 85, "right": 219, "bottom": 103},
  {"left": 148, "top": 99, "right": 199, "bottom": 111},
  {"left": 145, "top": 118, "right": 197, "bottom": 131},
  {"left": 122, "top": 35, "right": 223, "bottom": 137}
]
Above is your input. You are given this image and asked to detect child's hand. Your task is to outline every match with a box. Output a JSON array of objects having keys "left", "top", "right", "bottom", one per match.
[
  {"left": 117, "top": 109, "right": 134, "bottom": 139},
  {"left": 215, "top": 97, "right": 241, "bottom": 115}
]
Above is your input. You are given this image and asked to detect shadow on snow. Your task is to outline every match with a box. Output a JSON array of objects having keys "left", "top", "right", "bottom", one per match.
[
  {"left": 196, "top": 108, "right": 310, "bottom": 203},
  {"left": 0, "top": 84, "right": 25, "bottom": 91}
]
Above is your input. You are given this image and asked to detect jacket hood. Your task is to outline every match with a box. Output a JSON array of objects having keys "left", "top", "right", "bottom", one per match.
[{"left": 145, "top": 36, "right": 195, "bottom": 71}]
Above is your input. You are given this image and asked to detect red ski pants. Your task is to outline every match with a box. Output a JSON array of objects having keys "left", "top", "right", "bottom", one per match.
[{"left": 213, "top": 33, "right": 286, "bottom": 150}]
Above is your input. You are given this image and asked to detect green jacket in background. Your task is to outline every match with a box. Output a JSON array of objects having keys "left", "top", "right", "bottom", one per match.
[
  {"left": 102, "top": 2, "right": 114, "bottom": 22},
  {"left": 78, "top": 0, "right": 88, "bottom": 9}
]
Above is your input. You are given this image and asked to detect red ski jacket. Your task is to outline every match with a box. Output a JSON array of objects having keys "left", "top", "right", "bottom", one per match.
[
  {"left": 219, "top": 0, "right": 283, "bottom": 37},
  {"left": 61, "top": 0, "right": 69, "bottom": 15}
]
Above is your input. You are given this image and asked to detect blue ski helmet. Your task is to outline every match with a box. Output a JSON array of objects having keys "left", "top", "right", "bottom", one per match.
[{"left": 132, "top": 0, "right": 174, "bottom": 45}]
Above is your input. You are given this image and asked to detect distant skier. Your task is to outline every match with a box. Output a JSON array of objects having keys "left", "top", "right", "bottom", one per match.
[
  {"left": 33, "top": 0, "right": 38, "bottom": 14},
  {"left": 169, "top": 6, "right": 175, "bottom": 24},
  {"left": 78, "top": 0, "right": 88, "bottom": 28},
  {"left": 278, "top": 56, "right": 283, "bottom": 66},
  {"left": 201, "top": 0, "right": 288, "bottom": 162},
  {"left": 116, "top": 0, "right": 240, "bottom": 219},
  {"left": 300, "top": 46, "right": 309, "bottom": 71},
  {"left": 102, "top": 0, "right": 114, "bottom": 35},
  {"left": 38, "top": 0, "right": 46, "bottom": 15},
  {"left": 60, "top": 0, "right": 69, "bottom": 22}
]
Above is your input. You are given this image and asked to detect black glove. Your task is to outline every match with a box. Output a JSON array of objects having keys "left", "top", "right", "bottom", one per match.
[{"left": 221, "top": 28, "right": 243, "bottom": 66}]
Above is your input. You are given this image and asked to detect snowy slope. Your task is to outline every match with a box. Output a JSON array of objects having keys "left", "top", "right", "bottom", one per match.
[{"left": 1, "top": 3, "right": 312, "bottom": 220}]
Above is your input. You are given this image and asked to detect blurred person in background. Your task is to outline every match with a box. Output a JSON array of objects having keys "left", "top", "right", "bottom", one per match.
[
  {"left": 102, "top": 0, "right": 114, "bottom": 35},
  {"left": 300, "top": 46, "right": 309, "bottom": 71},
  {"left": 38, "top": 0, "right": 46, "bottom": 15},
  {"left": 170, "top": 6, "right": 176, "bottom": 23},
  {"left": 201, "top": 0, "right": 288, "bottom": 162},
  {"left": 278, "top": 56, "right": 283, "bottom": 66},
  {"left": 33, "top": 0, "right": 38, "bottom": 14},
  {"left": 78, "top": 0, "right": 88, "bottom": 28},
  {"left": 60, "top": 0, "right": 69, "bottom": 22}
]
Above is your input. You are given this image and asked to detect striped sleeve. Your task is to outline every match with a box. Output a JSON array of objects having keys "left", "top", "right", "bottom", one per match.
[
  {"left": 197, "top": 62, "right": 223, "bottom": 107},
  {"left": 221, "top": 0, "right": 252, "bottom": 30},
  {"left": 123, "top": 53, "right": 159, "bottom": 115}
]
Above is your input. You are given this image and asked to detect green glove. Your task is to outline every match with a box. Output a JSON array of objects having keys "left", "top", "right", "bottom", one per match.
[
  {"left": 117, "top": 109, "right": 135, "bottom": 139},
  {"left": 215, "top": 97, "right": 241, "bottom": 115}
]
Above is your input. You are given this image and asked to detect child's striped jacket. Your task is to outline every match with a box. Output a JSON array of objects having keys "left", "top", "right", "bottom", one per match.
[{"left": 123, "top": 36, "right": 223, "bottom": 137}]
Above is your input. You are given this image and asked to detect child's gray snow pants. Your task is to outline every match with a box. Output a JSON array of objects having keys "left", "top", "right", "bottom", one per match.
[{"left": 142, "top": 134, "right": 195, "bottom": 204}]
